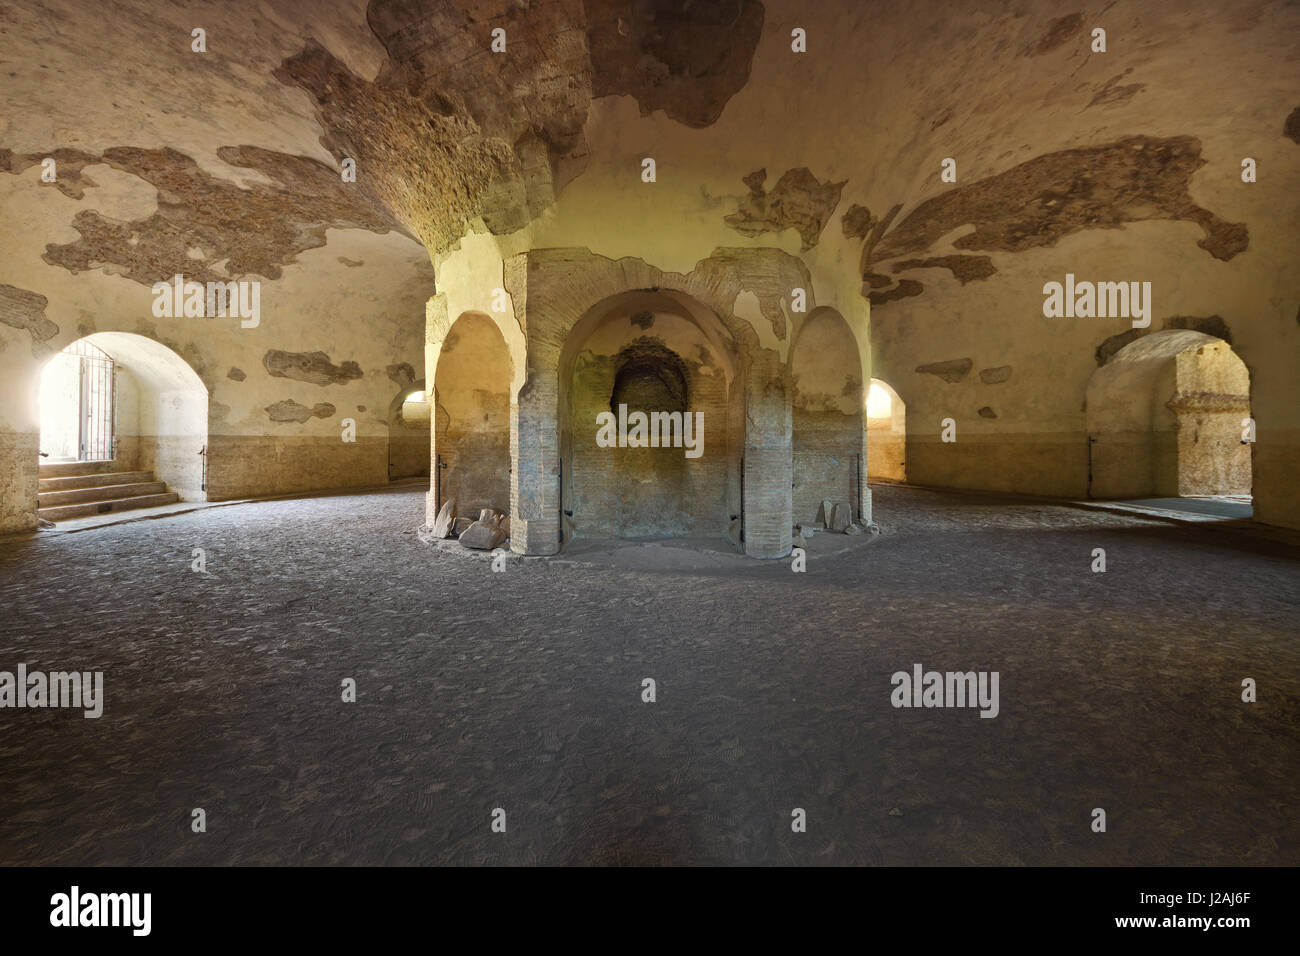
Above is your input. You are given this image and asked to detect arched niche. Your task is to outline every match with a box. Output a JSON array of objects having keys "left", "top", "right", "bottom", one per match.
[
  {"left": 1086, "top": 329, "right": 1252, "bottom": 498},
  {"left": 557, "top": 289, "right": 743, "bottom": 541},
  {"left": 789, "top": 307, "right": 865, "bottom": 523},
  {"left": 38, "top": 332, "right": 208, "bottom": 500},
  {"left": 433, "top": 312, "right": 513, "bottom": 515}
]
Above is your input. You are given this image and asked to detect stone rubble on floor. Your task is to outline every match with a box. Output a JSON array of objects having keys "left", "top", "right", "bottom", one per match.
[
  {"left": 459, "top": 509, "right": 510, "bottom": 549},
  {"left": 431, "top": 498, "right": 456, "bottom": 538},
  {"left": 830, "top": 502, "right": 853, "bottom": 533}
]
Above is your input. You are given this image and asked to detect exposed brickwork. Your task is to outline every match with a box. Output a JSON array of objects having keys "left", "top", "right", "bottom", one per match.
[
  {"left": 263, "top": 350, "right": 363, "bottom": 387},
  {"left": 864, "top": 136, "right": 1249, "bottom": 306},
  {"left": 724, "top": 167, "right": 847, "bottom": 251},
  {"left": 493, "top": 247, "right": 863, "bottom": 558},
  {"left": 0, "top": 284, "right": 57, "bottom": 352},
  {"left": 4, "top": 146, "right": 402, "bottom": 285}
]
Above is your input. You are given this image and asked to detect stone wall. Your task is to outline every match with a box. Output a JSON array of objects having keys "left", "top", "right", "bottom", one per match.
[
  {"left": 4, "top": 0, "right": 1294, "bottom": 537},
  {"left": 500, "top": 248, "right": 866, "bottom": 558},
  {"left": 1172, "top": 340, "right": 1252, "bottom": 497},
  {"left": 566, "top": 311, "right": 734, "bottom": 538}
]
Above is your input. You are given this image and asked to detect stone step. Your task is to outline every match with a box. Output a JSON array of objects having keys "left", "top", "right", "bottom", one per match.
[
  {"left": 38, "top": 481, "right": 166, "bottom": 508},
  {"left": 38, "top": 460, "right": 119, "bottom": 478},
  {"left": 38, "top": 492, "right": 180, "bottom": 522},
  {"left": 38, "top": 471, "right": 154, "bottom": 492}
]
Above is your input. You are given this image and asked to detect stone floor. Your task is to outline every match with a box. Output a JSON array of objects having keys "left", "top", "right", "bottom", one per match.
[{"left": 0, "top": 483, "right": 1296, "bottom": 866}]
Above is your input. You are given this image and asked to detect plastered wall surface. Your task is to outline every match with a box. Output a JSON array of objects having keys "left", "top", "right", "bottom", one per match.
[
  {"left": 1, "top": 0, "right": 1296, "bottom": 535},
  {"left": 0, "top": 0, "right": 435, "bottom": 533},
  {"left": 0, "top": 187, "right": 434, "bottom": 527}
]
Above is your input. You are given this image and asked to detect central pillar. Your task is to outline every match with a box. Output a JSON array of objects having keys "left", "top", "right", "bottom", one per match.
[
  {"left": 510, "top": 370, "right": 561, "bottom": 555},
  {"left": 743, "top": 350, "right": 793, "bottom": 558}
]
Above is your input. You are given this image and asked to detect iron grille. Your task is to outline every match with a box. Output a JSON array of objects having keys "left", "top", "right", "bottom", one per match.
[{"left": 64, "top": 339, "right": 116, "bottom": 461}]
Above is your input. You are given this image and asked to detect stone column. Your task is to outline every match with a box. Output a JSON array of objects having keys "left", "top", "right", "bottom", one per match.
[
  {"left": 510, "top": 370, "right": 562, "bottom": 555},
  {"left": 859, "top": 418, "right": 873, "bottom": 525},
  {"left": 424, "top": 295, "right": 448, "bottom": 527},
  {"left": 426, "top": 339, "right": 443, "bottom": 527},
  {"left": 743, "top": 350, "right": 793, "bottom": 558}
]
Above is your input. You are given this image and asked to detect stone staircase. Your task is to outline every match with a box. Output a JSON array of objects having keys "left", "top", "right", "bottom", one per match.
[{"left": 37, "top": 462, "right": 179, "bottom": 522}]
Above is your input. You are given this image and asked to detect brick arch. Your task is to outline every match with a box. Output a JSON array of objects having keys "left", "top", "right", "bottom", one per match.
[
  {"left": 509, "top": 248, "right": 811, "bottom": 558},
  {"left": 556, "top": 288, "right": 745, "bottom": 542},
  {"left": 519, "top": 250, "right": 771, "bottom": 392}
]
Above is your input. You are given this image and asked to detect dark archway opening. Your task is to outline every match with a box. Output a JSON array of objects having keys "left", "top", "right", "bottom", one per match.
[
  {"left": 605, "top": 340, "right": 693, "bottom": 535},
  {"left": 610, "top": 340, "right": 689, "bottom": 414},
  {"left": 560, "top": 290, "right": 741, "bottom": 542}
]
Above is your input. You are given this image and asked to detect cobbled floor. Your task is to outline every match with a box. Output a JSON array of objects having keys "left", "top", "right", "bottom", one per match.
[{"left": 0, "top": 483, "right": 1296, "bottom": 866}]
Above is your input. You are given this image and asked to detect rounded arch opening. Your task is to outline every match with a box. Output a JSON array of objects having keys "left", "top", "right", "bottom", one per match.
[
  {"left": 867, "top": 378, "right": 906, "bottom": 483},
  {"left": 610, "top": 341, "right": 689, "bottom": 416},
  {"left": 558, "top": 289, "right": 743, "bottom": 541},
  {"left": 433, "top": 311, "right": 513, "bottom": 517},
  {"left": 387, "top": 382, "right": 431, "bottom": 481},
  {"left": 1086, "top": 329, "right": 1252, "bottom": 500},
  {"left": 37, "top": 331, "right": 208, "bottom": 506},
  {"left": 789, "top": 307, "right": 866, "bottom": 523}
]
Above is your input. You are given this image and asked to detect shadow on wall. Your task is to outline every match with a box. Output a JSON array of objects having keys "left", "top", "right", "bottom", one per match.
[
  {"left": 1086, "top": 329, "right": 1251, "bottom": 499},
  {"left": 37, "top": 332, "right": 208, "bottom": 500}
]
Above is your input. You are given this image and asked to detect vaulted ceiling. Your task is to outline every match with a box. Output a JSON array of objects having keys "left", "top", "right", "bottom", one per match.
[{"left": 2, "top": 0, "right": 1297, "bottom": 346}]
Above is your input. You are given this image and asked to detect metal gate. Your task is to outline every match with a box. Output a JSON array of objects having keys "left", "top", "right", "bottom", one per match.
[{"left": 67, "top": 339, "right": 116, "bottom": 461}]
